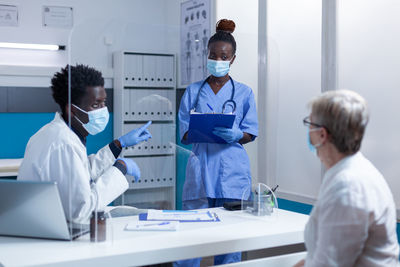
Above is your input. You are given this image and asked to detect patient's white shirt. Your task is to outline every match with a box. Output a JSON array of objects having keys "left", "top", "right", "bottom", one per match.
[{"left": 304, "top": 152, "right": 399, "bottom": 267}]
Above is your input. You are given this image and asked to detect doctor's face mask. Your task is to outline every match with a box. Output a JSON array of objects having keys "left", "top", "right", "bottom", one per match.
[{"left": 72, "top": 104, "right": 109, "bottom": 135}]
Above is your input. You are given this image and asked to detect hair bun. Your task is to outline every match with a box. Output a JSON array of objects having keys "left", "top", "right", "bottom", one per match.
[{"left": 216, "top": 19, "right": 235, "bottom": 33}]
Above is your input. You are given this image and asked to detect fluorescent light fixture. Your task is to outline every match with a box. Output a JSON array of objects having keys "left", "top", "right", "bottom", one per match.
[{"left": 0, "top": 42, "right": 65, "bottom": 51}]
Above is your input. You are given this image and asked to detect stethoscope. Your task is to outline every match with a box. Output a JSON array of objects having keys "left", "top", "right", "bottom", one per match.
[{"left": 191, "top": 76, "right": 237, "bottom": 114}]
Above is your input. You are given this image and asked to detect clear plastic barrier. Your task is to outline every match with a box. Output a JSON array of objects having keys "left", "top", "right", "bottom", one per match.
[
  {"left": 241, "top": 183, "right": 279, "bottom": 218},
  {"left": 1, "top": 1, "right": 260, "bottom": 250}
]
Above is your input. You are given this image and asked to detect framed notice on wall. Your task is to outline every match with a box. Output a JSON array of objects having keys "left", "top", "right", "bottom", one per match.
[
  {"left": 42, "top": 6, "right": 73, "bottom": 28},
  {"left": 0, "top": 5, "right": 18, "bottom": 26},
  {"left": 180, "top": 0, "right": 210, "bottom": 88}
]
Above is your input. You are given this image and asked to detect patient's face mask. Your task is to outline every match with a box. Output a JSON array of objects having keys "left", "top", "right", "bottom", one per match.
[
  {"left": 307, "top": 127, "right": 322, "bottom": 156},
  {"left": 72, "top": 104, "right": 109, "bottom": 135},
  {"left": 207, "top": 58, "right": 232, "bottom": 77}
]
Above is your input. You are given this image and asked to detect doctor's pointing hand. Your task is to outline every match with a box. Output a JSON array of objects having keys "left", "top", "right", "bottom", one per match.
[
  {"left": 115, "top": 121, "right": 152, "bottom": 180},
  {"left": 118, "top": 121, "right": 152, "bottom": 148}
]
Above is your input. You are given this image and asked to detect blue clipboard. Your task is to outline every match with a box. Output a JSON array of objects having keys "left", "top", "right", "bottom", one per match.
[
  {"left": 187, "top": 113, "right": 236, "bottom": 144},
  {"left": 138, "top": 212, "right": 220, "bottom": 223}
]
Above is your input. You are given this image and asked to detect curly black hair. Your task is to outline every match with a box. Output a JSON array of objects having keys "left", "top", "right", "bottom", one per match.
[{"left": 51, "top": 64, "right": 104, "bottom": 114}]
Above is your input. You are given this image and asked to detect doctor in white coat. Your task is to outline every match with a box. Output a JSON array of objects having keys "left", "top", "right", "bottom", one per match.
[{"left": 18, "top": 65, "right": 151, "bottom": 224}]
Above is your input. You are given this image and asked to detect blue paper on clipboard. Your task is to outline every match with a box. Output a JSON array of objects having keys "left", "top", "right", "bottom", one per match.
[
  {"left": 139, "top": 210, "right": 220, "bottom": 223},
  {"left": 188, "top": 113, "right": 236, "bottom": 143}
]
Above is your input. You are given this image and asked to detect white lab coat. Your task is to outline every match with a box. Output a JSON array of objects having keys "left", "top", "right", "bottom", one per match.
[
  {"left": 18, "top": 112, "right": 128, "bottom": 224},
  {"left": 304, "top": 152, "right": 399, "bottom": 267}
]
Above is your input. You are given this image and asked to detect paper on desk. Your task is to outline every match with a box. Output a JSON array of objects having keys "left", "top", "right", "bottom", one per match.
[
  {"left": 147, "top": 210, "right": 218, "bottom": 222},
  {"left": 190, "top": 110, "right": 233, "bottom": 115},
  {"left": 125, "top": 221, "right": 179, "bottom": 231}
]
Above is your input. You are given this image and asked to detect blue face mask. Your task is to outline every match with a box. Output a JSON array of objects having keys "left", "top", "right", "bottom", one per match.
[
  {"left": 73, "top": 104, "right": 109, "bottom": 135},
  {"left": 207, "top": 59, "right": 231, "bottom": 77},
  {"left": 307, "top": 127, "right": 321, "bottom": 156}
]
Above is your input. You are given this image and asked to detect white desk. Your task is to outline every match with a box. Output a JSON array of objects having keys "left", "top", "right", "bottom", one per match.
[{"left": 0, "top": 208, "right": 309, "bottom": 267}]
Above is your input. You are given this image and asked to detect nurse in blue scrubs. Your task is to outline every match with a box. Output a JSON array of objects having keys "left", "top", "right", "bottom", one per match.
[{"left": 177, "top": 19, "right": 259, "bottom": 266}]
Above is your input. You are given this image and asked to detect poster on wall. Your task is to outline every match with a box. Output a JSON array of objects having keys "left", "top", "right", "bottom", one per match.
[{"left": 180, "top": 0, "right": 210, "bottom": 87}]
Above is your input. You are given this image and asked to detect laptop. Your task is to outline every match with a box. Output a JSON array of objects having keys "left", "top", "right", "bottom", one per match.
[{"left": 0, "top": 180, "right": 89, "bottom": 240}]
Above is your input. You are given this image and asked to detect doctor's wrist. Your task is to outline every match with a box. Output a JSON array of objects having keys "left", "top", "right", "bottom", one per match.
[
  {"left": 113, "top": 159, "right": 127, "bottom": 175},
  {"left": 109, "top": 140, "right": 122, "bottom": 159},
  {"left": 113, "top": 139, "right": 122, "bottom": 149}
]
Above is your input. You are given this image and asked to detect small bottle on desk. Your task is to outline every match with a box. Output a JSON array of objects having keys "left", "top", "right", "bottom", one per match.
[{"left": 90, "top": 210, "right": 106, "bottom": 242}]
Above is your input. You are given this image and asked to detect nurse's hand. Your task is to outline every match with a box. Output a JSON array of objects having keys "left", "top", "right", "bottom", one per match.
[
  {"left": 213, "top": 127, "right": 243, "bottom": 144},
  {"left": 118, "top": 121, "right": 152, "bottom": 147},
  {"left": 117, "top": 158, "right": 141, "bottom": 182}
]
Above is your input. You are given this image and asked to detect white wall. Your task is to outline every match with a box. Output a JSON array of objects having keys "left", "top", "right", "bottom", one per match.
[
  {"left": 0, "top": 0, "right": 180, "bottom": 74},
  {"left": 259, "top": 0, "right": 400, "bottom": 214},
  {"left": 338, "top": 0, "right": 400, "bottom": 216},
  {"left": 215, "top": 0, "right": 259, "bottom": 182},
  {"left": 261, "top": 0, "right": 322, "bottom": 203}
]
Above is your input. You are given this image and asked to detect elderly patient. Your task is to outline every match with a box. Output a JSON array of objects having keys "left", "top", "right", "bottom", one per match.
[{"left": 294, "top": 90, "right": 399, "bottom": 267}]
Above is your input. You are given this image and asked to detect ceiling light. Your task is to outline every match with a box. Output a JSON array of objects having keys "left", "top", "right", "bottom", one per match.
[{"left": 0, "top": 42, "right": 65, "bottom": 51}]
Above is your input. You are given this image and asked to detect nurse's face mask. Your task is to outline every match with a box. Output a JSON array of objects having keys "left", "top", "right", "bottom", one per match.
[
  {"left": 207, "top": 58, "right": 233, "bottom": 77},
  {"left": 72, "top": 104, "right": 109, "bottom": 135},
  {"left": 207, "top": 41, "right": 235, "bottom": 77}
]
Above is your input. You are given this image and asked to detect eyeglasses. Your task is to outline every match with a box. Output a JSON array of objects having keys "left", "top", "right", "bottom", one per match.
[{"left": 303, "top": 116, "right": 324, "bottom": 128}]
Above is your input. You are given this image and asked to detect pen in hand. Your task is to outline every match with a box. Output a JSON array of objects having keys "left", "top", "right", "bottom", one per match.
[{"left": 207, "top": 103, "right": 214, "bottom": 113}]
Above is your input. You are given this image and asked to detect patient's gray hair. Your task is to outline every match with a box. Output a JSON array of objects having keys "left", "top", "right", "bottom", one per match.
[{"left": 309, "top": 89, "right": 369, "bottom": 155}]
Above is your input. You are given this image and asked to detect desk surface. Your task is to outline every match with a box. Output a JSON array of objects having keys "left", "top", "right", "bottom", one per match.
[{"left": 0, "top": 208, "right": 308, "bottom": 267}]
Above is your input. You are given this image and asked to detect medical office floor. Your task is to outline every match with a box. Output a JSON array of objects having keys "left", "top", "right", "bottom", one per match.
[
  {"left": 201, "top": 243, "right": 305, "bottom": 266},
  {"left": 141, "top": 243, "right": 304, "bottom": 267},
  {"left": 140, "top": 256, "right": 212, "bottom": 266}
]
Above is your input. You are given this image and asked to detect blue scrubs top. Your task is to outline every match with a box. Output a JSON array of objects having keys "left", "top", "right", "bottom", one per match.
[{"left": 178, "top": 78, "right": 259, "bottom": 201}]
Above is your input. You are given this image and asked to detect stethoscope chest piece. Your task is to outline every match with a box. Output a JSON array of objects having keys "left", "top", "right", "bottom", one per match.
[{"left": 192, "top": 76, "right": 237, "bottom": 114}]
